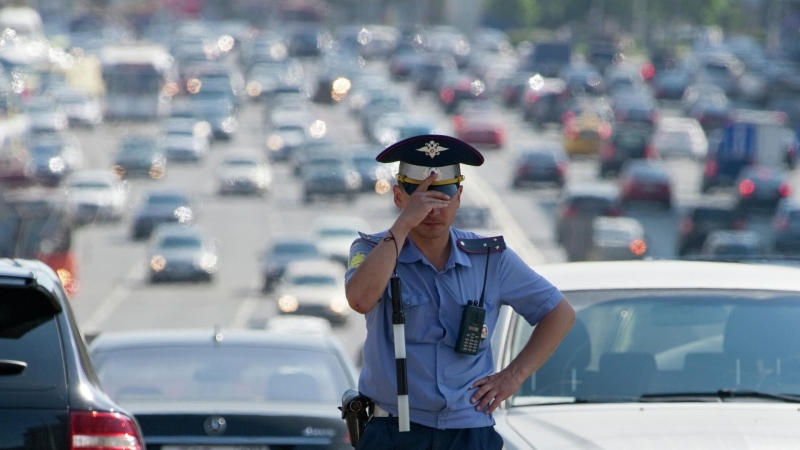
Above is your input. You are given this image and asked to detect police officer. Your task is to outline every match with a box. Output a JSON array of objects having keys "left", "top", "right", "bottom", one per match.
[{"left": 345, "top": 135, "right": 575, "bottom": 449}]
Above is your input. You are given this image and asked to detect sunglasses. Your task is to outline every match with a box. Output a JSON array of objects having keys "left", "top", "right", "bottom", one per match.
[{"left": 399, "top": 181, "right": 460, "bottom": 197}]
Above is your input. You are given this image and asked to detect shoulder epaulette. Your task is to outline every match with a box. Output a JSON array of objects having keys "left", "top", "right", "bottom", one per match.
[
  {"left": 456, "top": 236, "right": 506, "bottom": 253},
  {"left": 357, "top": 231, "right": 383, "bottom": 247}
]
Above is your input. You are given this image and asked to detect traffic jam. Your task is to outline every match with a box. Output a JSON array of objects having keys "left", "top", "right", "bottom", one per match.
[{"left": 3, "top": 0, "right": 800, "bottom": 448}]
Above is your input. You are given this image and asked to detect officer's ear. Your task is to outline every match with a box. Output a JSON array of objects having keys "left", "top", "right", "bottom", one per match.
[{"left": 393, "top": 183, "right": 405, "bottom": 209}]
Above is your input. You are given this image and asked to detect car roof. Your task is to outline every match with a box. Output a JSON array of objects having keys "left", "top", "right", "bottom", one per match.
[
  {"left": 89, "top": 328, "right": 338, "bottom": 353},
  {"left": 534, "top": 260, "right": 800, "bottom": 292},
  {"left": 284, "top": 259, "right": 345, "bottom": 277}
]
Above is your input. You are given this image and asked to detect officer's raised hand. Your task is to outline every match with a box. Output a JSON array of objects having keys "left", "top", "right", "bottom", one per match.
[{"left": 394, "top": 173, "right": 451, "bottom": 232}]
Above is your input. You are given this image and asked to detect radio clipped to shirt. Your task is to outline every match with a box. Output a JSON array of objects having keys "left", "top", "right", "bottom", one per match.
[
  {"left": 453, "top": 236, "right": 506, "bottom": 356},
  {"left": 455, "top": 301, "right": 485, "bottom": 355}
]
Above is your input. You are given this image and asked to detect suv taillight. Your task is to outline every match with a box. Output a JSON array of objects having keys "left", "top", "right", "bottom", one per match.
[{"left": 71, "top": 411, "right": 143, "bottom": 450}]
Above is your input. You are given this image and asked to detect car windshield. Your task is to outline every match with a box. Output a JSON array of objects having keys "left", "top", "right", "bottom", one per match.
[
  {"left": 510, "top": 289, "right": 800, "bottom": 405},
  {"left": 158, "top": 235, "right": 202, "bottom": 249},
  {"left": 224, "top": 159, "right": 258, "bottom": 167},
  {"left": 289, "top": 274, "right": 337, "bottom": 286},
  {"left": 92, "top": 346, "right": 352, "bottom": 404},
  {"left": 317, "top": 227, "right": 356, "bottom": 238},
  {"left": 70, "top": 181, "right": 111, "bottom": 190},
  {"left": 147, "top": 195, "right": 186, "bottom": 205},
  {"left": 273, "top": 242, "right": 318, "bottom": 257}
]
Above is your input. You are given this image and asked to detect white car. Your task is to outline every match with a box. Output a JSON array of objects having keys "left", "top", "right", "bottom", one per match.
[
  {"left": 64, "top": 170, "right": 128, "bottom": 225},
  {"left": 215, "top": 152, "right": 273, "bottom": 196},
  {"left": 586, "top": 216, "right": 647, "bottom": 261},
  {"left": 652, "top": 117, "right": 708, "bottom": 160},
  {"left": 311, "top": 215, "right": 370, "bottom": 267},
  {"left": 275, "top": 260, "right": 349, "bottom": 325},
  {"left": 492, "top": 261, "right": 800, "bottom": 449}
]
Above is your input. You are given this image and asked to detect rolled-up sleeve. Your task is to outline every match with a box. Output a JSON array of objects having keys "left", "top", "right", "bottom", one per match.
[
  {"left": 498, "top": 248, "right": 564, "bottom": 326},
  {"left": 344, "top": 238, "right": 377, "bottom": 284}
]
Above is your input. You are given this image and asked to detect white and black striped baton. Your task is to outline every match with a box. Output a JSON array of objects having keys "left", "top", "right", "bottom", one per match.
[{"left": 390, "top": 275, "right": 410, "bottom": 432}]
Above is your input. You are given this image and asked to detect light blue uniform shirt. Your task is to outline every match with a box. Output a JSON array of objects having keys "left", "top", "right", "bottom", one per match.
[{"left": 345, "top": 227, "right": 564, "bottom": 429}]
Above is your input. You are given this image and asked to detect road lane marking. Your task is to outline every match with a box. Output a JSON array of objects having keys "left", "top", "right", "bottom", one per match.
[
  {"left": 462, "top": 166, "right": 547, "bottom": 265},
  {"left": 82, "top": 263, "right": 143, "bottom": 335},
  {"left": 229, "top": 296, "right": 260, "bottom": 329}
]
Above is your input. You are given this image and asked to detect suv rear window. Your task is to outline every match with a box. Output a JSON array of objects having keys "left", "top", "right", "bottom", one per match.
[
  {"left": 0, "top": 289, "right": 65, "bottom": 391},
  {"left": 693, "top": 208, "right": 734, "bottom": 223},
  {"left": 570, "top": 197, "right": 614, "bottom": 214}
]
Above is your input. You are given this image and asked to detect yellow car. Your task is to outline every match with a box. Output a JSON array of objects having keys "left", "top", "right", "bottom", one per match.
[{"left": 563, "top": 112, "right": 612, "bottom": 156}]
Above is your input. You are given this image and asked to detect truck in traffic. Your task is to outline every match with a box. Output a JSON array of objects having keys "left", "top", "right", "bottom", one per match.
[{"left": 701, "top": 110, "right": 797, "bottom": 192}]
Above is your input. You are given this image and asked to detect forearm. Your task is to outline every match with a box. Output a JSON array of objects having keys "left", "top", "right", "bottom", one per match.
[
  {"left": 505, "top": 298, "right": 576, "bottom": 383},
  {"left": 345, "top": 225, "right": 410, "bottom": 314}
]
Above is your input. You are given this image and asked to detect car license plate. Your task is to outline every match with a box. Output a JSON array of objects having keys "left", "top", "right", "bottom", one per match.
[{"left": 161, "top": 446, "right": 270, "bottom": 450}]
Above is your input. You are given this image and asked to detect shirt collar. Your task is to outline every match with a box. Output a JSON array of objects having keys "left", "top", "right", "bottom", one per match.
[{"left": 397, "top": 228, "right": 472, "bottom": 269}]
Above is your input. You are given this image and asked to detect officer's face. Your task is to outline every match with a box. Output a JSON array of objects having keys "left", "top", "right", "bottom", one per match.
[{"left": 395, "top": 183, "right": 462, "bottom": 240}]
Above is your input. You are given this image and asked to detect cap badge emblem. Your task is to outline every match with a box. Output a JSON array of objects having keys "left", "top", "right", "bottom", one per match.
[
  {"left": 417, "top": 141, "right": 448, "bottom": 158},
  {"left": 423, "top": 167, "right": 442, "bottom": 180}
]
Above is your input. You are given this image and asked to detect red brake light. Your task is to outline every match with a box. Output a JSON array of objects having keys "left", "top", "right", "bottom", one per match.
[
  {"left": 440, "top": 88, "right": 455, "bottom": 104},
  {"left": 452, "top": 115, "right": 464, "bottom": 129},
  {"left": 644, "top": 145, "right": 657, "bottom": 159},
  {"left": 597, "top": 122, "right": 612, "bottom": 140},
  {"left": 679, "top": 218, "right": 694, "bottom": 234},
  {"left": 779, "top": 182, "right": 792, "bottom": 197},
  {"left": 640, "top": 62, "right": 655, "bottom": 80},
  {"left": 562, "top": 205, "right": 577, "bottom": 219},
  {"left": 524, "top": 91, "right": 540, "bottom": 104},
  {"left": 557, "top": 161, "right": 568, "bottom": 175},
  {"left": 564, "top": 124, "right": 580, "bottom": 140},
  {"left": 704, "top": 160, "right": 718, "bottom": 177},
  {"left": 71, "top": 411, "right": 143, "bottom": 450},
  {"left": 738, "top": 179, "right": 755, "bottom": 196},
  {"left": 776, "top": 216, "right": 790, "bottom": 231},
  {"left": 630, "top": 239, "right": 647, "bottom": 256}
]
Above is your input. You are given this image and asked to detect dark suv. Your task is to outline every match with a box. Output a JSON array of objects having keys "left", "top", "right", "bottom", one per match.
[
  {"left": 599, "top": 124, "right": 656, "bottom": 177},
  {"left": 0, "top": 258, "right": 144, "bottom": 449},
  {"left": 677, "top": 203, "right": 745, "bottom": 256}
]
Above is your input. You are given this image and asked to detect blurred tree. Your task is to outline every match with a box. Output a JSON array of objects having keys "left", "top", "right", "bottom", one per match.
[{"left": 482, "top": 0, "right": 538, "bottom": 29}]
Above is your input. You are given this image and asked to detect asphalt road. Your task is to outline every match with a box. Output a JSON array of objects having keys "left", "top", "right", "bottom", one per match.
[{"left": 69, "top": 59, "right": 796, "bottom": 364}]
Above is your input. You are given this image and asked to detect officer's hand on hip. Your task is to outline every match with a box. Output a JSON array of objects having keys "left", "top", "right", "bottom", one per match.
[
  {"left": 396, "top": 173, "right": 450, "bottom": 231},
  {"left": 470, "top": 368, "right": 525, "bottom": 414}
]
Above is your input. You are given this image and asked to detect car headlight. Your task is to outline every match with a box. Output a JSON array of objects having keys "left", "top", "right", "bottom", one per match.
[
  {"left": 48, "top": 157, "right": 65, "bottom": 173},
  {"left": 267, "top": 135, "right": 284, "bottom": 151},
  {"left": 247, "top": 81, "right": 263, "bottom": 97},
  {"left": 174, "top": 206, "right": 193, "bottom": 223},
  {"left": 197, "top": 253, "right": 218, "bottom": 273},
  {"left": 329, "top": 296, "right": 349, "bottom": 314},
  {"left": 278, "top": 295, "right": 299, "bottom": 313},
  {"left": 221, "top": 117, "right": 239, "bottom": 133},
  {"left": 150, "top": 255, "right": 166, "bottom": 272}
]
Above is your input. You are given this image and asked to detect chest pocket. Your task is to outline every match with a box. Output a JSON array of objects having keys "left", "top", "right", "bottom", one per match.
[{"left": 396, "top": 293, "right": 438, "bottom": 344}]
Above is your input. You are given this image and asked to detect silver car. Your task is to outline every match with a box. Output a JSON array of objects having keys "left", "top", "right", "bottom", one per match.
[
  {"left": 215, "top": 152, "right": 273, "bottom": 196},
  {"left": 275, "top": 260, "right": 349, "bottom": 326},
  {"left": 148, "top": 225, "right": 218, "bottom": 283},
  {"left": 493, "top": 261, "right": 800, "bottom": 448}
]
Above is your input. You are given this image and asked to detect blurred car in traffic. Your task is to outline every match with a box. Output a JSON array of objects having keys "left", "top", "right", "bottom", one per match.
[
  {"left": 773, "top": 199, "right": 800, "bottom": 254},
  {"left": 148, "top": 224, "right": 218, "bottom": 283},
  {"left": 734, "top": 166, "right": 792, "bottom": 214},
  {"left": 52, "top": 87, "right": 103, "bottom": 128},
  {"left": 25, "top": 97, "right": 69, "bottom": 133},
  {"left": 265, "top": 120, "right": 309, "bottom": 161},
  {"left": 452, "top": 205, "right": 499, "bottom": 236},
  {"left": 89, "top": 328, "right": 356, "bottom": 449},
  {"left": 312, "top": 215, "right": 370, "bottom": 266},
  {"left": 264, "top": 315, "right": 333, "bottom": 336},
  {"left": 651, "top": 117, "right": 707, "bottom": 160},
  {"left": 260, "top": 235, "right": 323, "bottom": 292},
  {"left": 131, "top": 188, "right": 195, "bottom": 240},
  {"left": 453, "top": 106, "right": 506, "bottom": 148},
  {"left": 25, "top": 132, "right": 84, "bottom": 185},
  {"left": 64, "top": 170, "right": 128, "bottom": 226},
  {"left": 555, "top": 183, "right": 623, "bottom": 261},
  {"left": 302, "top": 155, "right": 362, "bottom": 204},
  {"left": 437, "top": 71, "right": 490, "bottom": 113},
  {"left": 562, "top": 100, "right": 613, "bottom": 157},
  {"left": 410, "top": 53, "right": 457, "bottom": 94},
  {"left": 511, "top": 144, "right": 568, "bottom": 189},
  {"left": 0, "top": 258, "right": 144, "bottom": 448},
  {"left": 112, "top": 134, "right": 167, "bottom": 180},
  {"left": 276, "top": 260, "right": 350, "bottom": 325},
  {"left": 677, "top": 201, "right": 745, "bottom": 256},
  {"left": 559, "top": 63, "right": 605, "bottom": 95},
  {"left": 159, "top": 125, "right": 210, "bottom": 163},
  {"left": 701, "top": 230, "right": 767, "bottom": 258},
  {"left": 349, "top": 146, "right": 394, "bottom": 193},
  {"left": 491, "top": 261, "right": 800, "bottom": 448},
  {"left": 652, "top": 67, "right": 692, "bottom": 100},
  {"left": 216, "top": 152, "right": 273, "bottom": 196},
  {"left": 520, "top": 77, "right": 569, "bottom": 127},
  {"left": 599, "top": 123, "right": 656, "bottom": 177},
  {"left": 618, "top": 160, "right": 673, "bottom": 209},
  {"left": 586, "top": 216, "right": 647, "bottom": 261}
]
